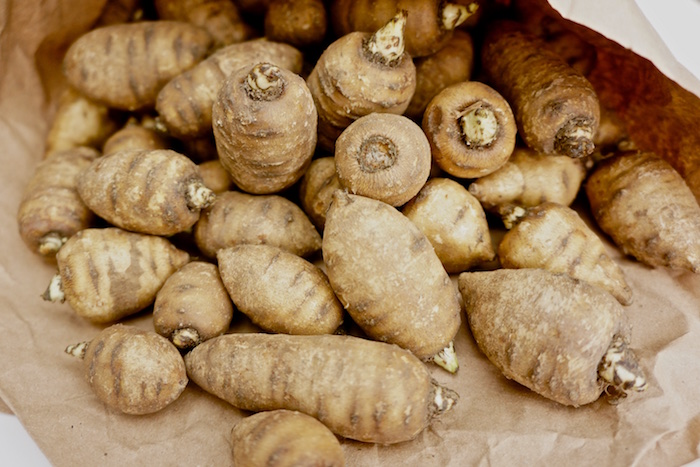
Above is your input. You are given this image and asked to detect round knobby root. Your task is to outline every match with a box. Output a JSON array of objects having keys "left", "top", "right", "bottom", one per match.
[
  {"left": 423, "top": 81, "right": 516, "bottom": 179},
  {"left": 80, "top": 324, "right": 188, "bottom": 415},
  {"left": 335, "top": 113, "right": 431, "bottom": 206}
]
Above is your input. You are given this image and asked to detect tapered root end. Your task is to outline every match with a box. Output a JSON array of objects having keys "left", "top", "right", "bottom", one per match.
[
  {"left": 171, "top": 328, "right": 201, "bottom": 350},
  {"left": 38, "top": 232, "right": 67, "bottom": 256},
  {"left": 186, "top": 180, "right": 216, "bottom": 210},
  {"left": 42, "top": 274, "right": 65, "bottom": 303},
  {"left": 598, "top": 334, "right": 647, "bottom": 403},
  {"left": 442, "top": 3, "right": 479, "bottom": 30},
  {"left": 65, "top": 341, "right": 89, "bottom": 359},
  {"left": 432, "top": 341, "right": 459, "bottom": 373},
  {"left": 366, "top": 10, "right": 407, "bottom": 65},
  {"left": 429, "top": 380, "right": 459, "bottom": 419}
]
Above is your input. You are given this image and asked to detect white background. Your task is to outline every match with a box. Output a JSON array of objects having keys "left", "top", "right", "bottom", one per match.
[{"left": 2, "top": 0, "right": 700, "bottom": 465}]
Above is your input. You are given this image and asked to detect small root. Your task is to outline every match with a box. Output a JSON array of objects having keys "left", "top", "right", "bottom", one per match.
[
  {"left": 171, "top": 328, "right": 201, "bottom": 350},
  {"left": 186, "top": 180, "right": 216, "bottom": 211},
  {"left": 38, "top": 232, "right": 67, "bottom": 256},
  {"left": 432, "top": 341, "right": 459, "bottom": 373},
  {"left": 42, "top": 274, "right": 65, "bottom": 303}
]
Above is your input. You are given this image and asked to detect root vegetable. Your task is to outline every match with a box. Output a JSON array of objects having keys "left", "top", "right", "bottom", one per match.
[
  {"left": 298, "top": 157, "right": 342, "bottom": 231},
  {"left": 231, "top": 410, "right": 345, "bottom": 467},
  {"left": 402, "top": 177, "right": 494, "bottom": 273},
  {"left": 65, "top": 324, "right": 188, "bottom": 415},
  {"left": 264, "top": 0, "right": 328, "bottom": 48},
  {"left": 102, "top": 117, "right": 170, "bottom": 156},
  {"left": 307, "top": 11, "right": 417, "bottom": 151},
  {"left": 194, "top": 190, "right": 322, "bottom": 258},
  {"left": 405, "top": 29, "right": 474, "bottom": 120},
  {"left": 45, "top": 87, "right": 118, "bottom": 156},
  {"left": 467, "top": 146, "right": 586, "bottom": 222},
  {"left": 322, "top": 191, "right": 461, "bottom": 372},
  {"left": 184, "top": 333, "right": 459, "bottom": 444},
  {"left": 498, "top": 202, "right": 633, "bottom": 305},
  {"left": 156, "top": 39, "right": 303, "bottom": 140},
  {"left": 93, "top": 0, "right": 142, "bottom": 27},
  {"left": 77, "top": 148, "right": 216, "bottom": 236},
  {"left": 481, "top": 20, "right": 600, "bottom": 158},
  {"left": 458, "top": 268, "right": 647, "bottom": 406},
  {"left": 422, "top": 80, "right": 517, "bottom": 179},
  {"left": 43, "top": 227, "right": 190, "bottom": 323},
  {"left": 330, "top": 0, "right": 479, "bottom": 58},
  {"left": 334, "top": 113, "right": 431, "bottom": 207},
  {"left": 213, "top": 62, "right": 317, "bottom": 194},
  {"left": 63, "top": 21, "right": 212, "bottom": 111},
  {"left": 18, "top": 147, "right": 100, "bottom": 259},
  {"left": 217, "top": 244, "right": 344, "bottom": 335},
  {"left": 154, "top": 0, "right": 253, "bottom": 48},
  {"left": 585, "top": 150, "right": 700, "bottom": 272},
  {"left": 198, "top": 159, "right": 234, "bottom": 194},
  {"left": 153, "top": 261, "right": 234, "bottom": 350}
]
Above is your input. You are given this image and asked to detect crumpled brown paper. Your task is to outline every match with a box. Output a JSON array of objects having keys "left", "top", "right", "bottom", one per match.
[{"left": 1, "top": 1, "right": 699, "bottom": 466}]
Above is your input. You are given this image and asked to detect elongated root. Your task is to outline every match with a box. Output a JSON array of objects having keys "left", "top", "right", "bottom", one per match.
[
  {"left": 186, "top": 180, "right": 216, "bottom": 211},
  {"left": 171, "top": 328, "right": 201, "bottom": 350},
  {"left": 598, "top": 334, "right": 647, "bottom": 403},
  {"left": 432, "top": 341, "right": 459, "bottom": 373},
  {"left": 42, "top": 274, "right": 65, "bottom": 303}
]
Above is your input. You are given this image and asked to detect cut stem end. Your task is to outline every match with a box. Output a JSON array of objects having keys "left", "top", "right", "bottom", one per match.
[
  {"left": 65, "top": 341, "right": 89, "bottom": 359},
  {"left": 555, "top": 121, "right": 595, "bottom": 158},
  {"left": 366, "top": 10, "right": 407, "bottom": 65},
  {"left": 38, "top": 232, "right": 67, "bottom": 256},
  {"left": 186, "top": 180, "right": 216, "bottom": 211},
  {"left": 460, "top": 104, "right": 498, "bottom": 148},
  {"left": 244, "top": 63, "right": 285, "bottom": 101},
  {"left": 42, "top": 274, "right": 65, "bottom": 303},
  {"left": 432, "top": 341, "right": 459, "bottom": 373},
  {"left": 441, "top": 3, "right": 478, "bottom": 30},
  {"left": 598, "top": 334, "right": 647, "bottom": 403},
  {"left": 171, "top": 327, "right": 201, "bottom": 350},
  {"left": 429, "top": 380, "right": 459, "bottom": 418}
]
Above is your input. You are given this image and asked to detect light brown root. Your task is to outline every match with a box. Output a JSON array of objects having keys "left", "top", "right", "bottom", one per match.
[
  {"left": 365, "top": 10, "right": 407, "bottom": 65},
  {"left": 65, "top": 341, "right": 89, "bottom": 359},
  {"left": 38, "top": 232, "right": 67, "bottom": 256},
  {"left": 428, "top": 379, "right": 459, "bottom": 419},
  {"left": 459, "top": 103, "right": 498, "bottom": 148},
  {"left": 554, "top": 118, "right": 595, "bottom": 158},
  {"left": 42, "top": 274, "right": 65, "bottom": 303},
  {"left": 598, "top": 334, "right": 647, "bottom": 403},
  {"left": 171, "top": 327, "right": 201, "bottom": 350},
  {"left": 186, "top": 180, "right": 216, "bottom": 210},
  {"left": 244, "top": 63, "right": 285, "bottom": 101},
  {"left": 432, "top": 341, "right": 459, "bottom": 373},
  {"left": 441, "top": 3, "right": 478, "bottom": 30}
]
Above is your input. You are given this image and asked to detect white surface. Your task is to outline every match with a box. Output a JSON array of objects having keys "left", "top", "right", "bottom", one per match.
[
  {"left": 3, "top": 1, "right": 700, "bottom": 465},
  {"left": 0, "top": 413, "right": 51, "bottom": 466}
]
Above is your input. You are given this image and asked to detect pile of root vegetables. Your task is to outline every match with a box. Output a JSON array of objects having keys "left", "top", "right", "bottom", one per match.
[{"left": 16, "top": 0, "right": 700, "bottom": 464}]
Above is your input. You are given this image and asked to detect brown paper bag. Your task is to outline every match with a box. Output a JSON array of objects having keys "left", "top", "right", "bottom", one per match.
[{"left": 1, "top": 1, "right": 699, "bottom": 465}]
